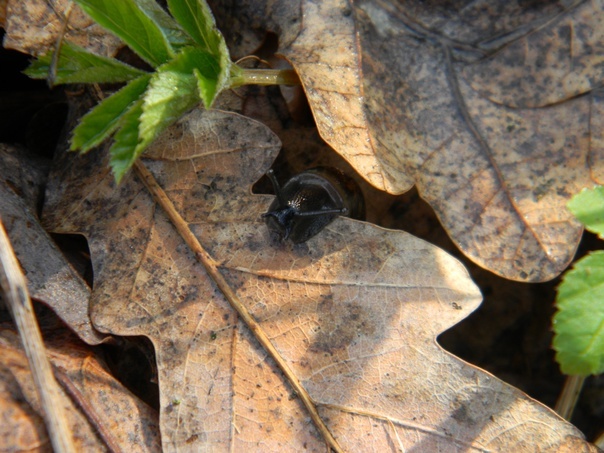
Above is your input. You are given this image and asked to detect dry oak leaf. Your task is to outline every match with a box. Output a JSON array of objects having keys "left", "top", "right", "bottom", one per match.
[
  {"left": 217, "top": 0, "right": 604, "bottom": 282},
  {"left": 0, "top": 144, "right": 104, "bottom": 345},
  {"left": 4, "top": 0, "right": 596, "bottom": 280},
  {"left": 40, "top": 109, "right": 595, "bottom": 452},
  {"left": 0, "top": 323, "right": 160, "bottom": 452}
]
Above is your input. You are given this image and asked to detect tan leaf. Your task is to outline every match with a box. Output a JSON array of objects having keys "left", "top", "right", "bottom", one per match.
[
  {"left": 0, "top": 144, "right": 104, "bottom": 345},
  {"left": 258, "top": 0, "right": 604, "bottom": 281},
  {"left": 0, "top": 323, "right": 160, "bottom": 452},
  {"left": 41, "top": 110, "right": 595, "bottom": 451},
  {"left": 462, "top": 1, "right": 604, "bottom": 109},
  {"left": 6, "top": 0, "right": 598, "bottom": 281}
]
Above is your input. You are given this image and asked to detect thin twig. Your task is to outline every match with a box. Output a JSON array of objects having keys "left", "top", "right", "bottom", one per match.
[
  {"left": 133, "top": 160, "right": 343, "bottom": 453},
  {"left": 0, "top": 219, "right": 76, "bottom": 453},
  {"left": 48, "top": 1, "right": 74, "bottom": 88},
  {"left": 234, "top": 55, "right": 272, "bottom": 68}
]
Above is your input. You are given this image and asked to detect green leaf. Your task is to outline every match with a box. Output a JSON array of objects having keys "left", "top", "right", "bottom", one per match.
[
  {"left": 568, "top": 186, "right": 604, "bottom": 238},
  {"left": 110, "top": 99, "right": 145, "bottom": 182},
  {"left": 71, "top": 74, "right": 152, "bottom": 152},
  {"left": 24, "top": 41, "right": 146, "bottom": 84},
  {"left": 74, "top": 0, "right": 174, "bottom": 67},
  {"left": 166, "top": 0, "right": 223, "bottom": 53},
  {"left": 134, "top": 0, "right": 196, "bottom": 50},
  {"left": 553, "top": 252, "right": 604, "bottom": 376},
  {"left": 167, "top": 0, "right": 233, "bottom": 104},
  {"left": 193, "top": 67, "right": 217, "bottom": 109},
  {"left": 192, "top": 53, "right": 223, "bottom": 108},
  {"left": 135, "top": 47, "right": 218, "bottom": 159}
]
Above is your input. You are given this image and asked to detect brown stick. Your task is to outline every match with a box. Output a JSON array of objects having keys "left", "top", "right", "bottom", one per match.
[{"left": 0, "top": 220, "right": 76, "bottom": 453}]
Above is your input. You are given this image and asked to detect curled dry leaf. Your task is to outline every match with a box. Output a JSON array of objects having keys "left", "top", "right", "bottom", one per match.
[
  {"left": 0, "top": 145, "right": 104, "bottom": 345},
  {"left": 41, "top": 109, "right": 595, "bottom": 451},
  {"left": 0, "top": 324, "right": 160, "bottom": 452},
  {"left": 214, "top": 0, "right": 603, "bottom": 281}
]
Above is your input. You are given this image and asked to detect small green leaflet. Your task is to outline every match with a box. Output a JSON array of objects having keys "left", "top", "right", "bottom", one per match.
[
  {"left": 568, "top": 186, "right": 604, "bottom": 239},
  {"left": 553, "top": 252, "right": 604, "bottom": 376},
  {"left": 166, "top": 0, "right": 222, "bottom": 54},
  {"left": 134, "top": 47, "right": 216, "bottom": 160},
  {"left": 192, "top": 52, "right": 222, "bottom": 108},
  {"left": 71, "top": 74, "right": 152, "bottom": 152},
  {"left": 74, "top": 0, "right": 174, "bottom": 67},
  {"left": 24, "top": 41, "right": 146, "bottom": 84},
  {"left": 107, "top": 45, "right": 229, "bottom": 180},
  {"left": 109, "top": 99, "right": 145, "bottom": 182},
  {"left": 166, "top": 0, "right": 232, "bottom": 92},
  {"left": 135, "top": 0, "right": 196, "bottom": 50}
]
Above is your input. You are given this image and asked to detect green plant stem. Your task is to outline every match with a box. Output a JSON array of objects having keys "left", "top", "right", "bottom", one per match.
[
  {"left": 554, "top": 374, "right": 586, "bottom": 420},
  {"left": 230, "top": 68, "right": 300, "bottom": 87}
]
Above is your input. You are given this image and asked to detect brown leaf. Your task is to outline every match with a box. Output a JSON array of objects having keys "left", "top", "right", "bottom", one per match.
[
  {"left": 217, "top": 0, "right": 602, "bottom": 281},
  {"left": 461, "top": 1, "right": 604, "bottom": 109},
  {"left": 0, "top": 323, "right": 160, "bottom": 452},
  {"left": 0, "top": 144, "right": 104, "bottom": 345},
  {"left": 6, "top": 0, "right": 596, "bottom": 281},
  {"left": 41, "top": 110, "right": 595, "bottom": 451}
]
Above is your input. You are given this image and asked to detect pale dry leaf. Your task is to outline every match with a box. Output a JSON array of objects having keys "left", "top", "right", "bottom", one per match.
[
  {"left": 41, "top": 109, "right": 596, "bottom": 451},
  {"left": 218, "top": 0, "right": 603, "bottom": 282},
  {"left": 3, "top": 0, "right": 121, "bottom": 57},
  {"left": 0, "top": 323, "right": 160, "bottom": 452},
  {"left": 0, "top": 145, "right": 104, "bottom": 345}
]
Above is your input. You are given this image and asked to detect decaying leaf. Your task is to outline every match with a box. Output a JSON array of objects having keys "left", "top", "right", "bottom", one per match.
[
  {"left": 211, "top": 0, "right": 604, "bottom": 282},
  {"left": 0, "top": 144, "right": 104, "bottom": 345},
  {"left": 39, "top": 109, "right": 596, "bottom": 451},
  {"left": 0, "top": 323, "right": 160, "bottom": 451},
  {"left": 7, "top": 0, "right": 599, "bottom": 281}
]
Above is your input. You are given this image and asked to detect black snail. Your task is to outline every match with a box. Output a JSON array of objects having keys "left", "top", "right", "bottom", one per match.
[{"left": 262, "top": 167, "right": 365, "bottom": 243}]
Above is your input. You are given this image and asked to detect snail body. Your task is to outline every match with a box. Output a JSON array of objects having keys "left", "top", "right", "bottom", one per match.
[{"left": 262, "top": 167, "right": 365, "bottom": 243}]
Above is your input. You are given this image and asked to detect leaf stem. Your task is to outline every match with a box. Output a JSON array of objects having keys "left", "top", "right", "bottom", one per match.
[
  {"left": 554, "top": 374, "right": 586, "bottom": 420},
  {"left": 230, "top": 68, "right": 301, "bottom": 88}
]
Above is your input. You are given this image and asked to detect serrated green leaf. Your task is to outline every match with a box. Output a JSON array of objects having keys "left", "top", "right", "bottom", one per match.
[
  {"left": 192, "top": 54, "right": 222, "bottom": 108},
  {"left": 167, "top": 0, "right": 233, "bottom": 103},
  {"left": 135, "top": 47, "right": 220, "bottom": 159},
  {"left": 74, "top": 0, "right": 174, "bottom": 67},
  {"left": 24, "top": 40, "right": 146, "bottom": 84},
  {"left": 110, "top": 99, "right": 145, "bottom": 182},
  {"left": 553, "top": 252, "right": 604, "bottom": 376},
  {"left": 568, "top": 186, "right": 604, "bottom": 239},
  {"left": 193, "top": 66, "right": 217, "bottom": 108},
  {"left": 166, "top": 0, "right": 222, "bottom": 53},
  {"left": 71, "top": 74, "right": 152, "bottom": 152},
  {"left": 135, "top": 0, "right": 196, "bottom": 50}
]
